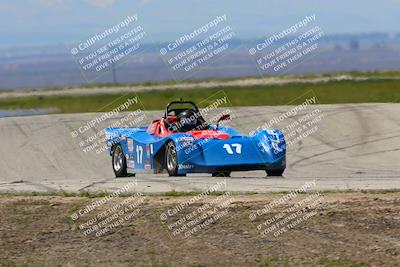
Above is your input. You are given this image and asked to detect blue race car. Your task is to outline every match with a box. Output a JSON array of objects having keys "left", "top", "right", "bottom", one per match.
[{"left": 105, "top": 100, "right": 286, "bottom": 177}]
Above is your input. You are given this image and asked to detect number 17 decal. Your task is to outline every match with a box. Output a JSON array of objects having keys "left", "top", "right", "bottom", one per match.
[
  {"left": 223, "top": 143, "right": 242, "bottom": 154},
  {"left": 136, "top": 145, "right": 143, "bottom": 164}
]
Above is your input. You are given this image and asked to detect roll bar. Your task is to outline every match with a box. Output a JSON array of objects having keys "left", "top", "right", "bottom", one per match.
[{"left": 164, "top": 99, "right": 200, "bottom": 118}]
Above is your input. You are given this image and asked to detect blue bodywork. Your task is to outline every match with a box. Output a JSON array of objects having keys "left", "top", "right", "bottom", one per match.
[{"left": 105, "top": 124, "right": 286, "bottom": 175}]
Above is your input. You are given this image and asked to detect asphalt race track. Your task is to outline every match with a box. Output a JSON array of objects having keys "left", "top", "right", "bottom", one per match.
[{"left": 1, "top": 103, "right": 399, "bottom": 193}]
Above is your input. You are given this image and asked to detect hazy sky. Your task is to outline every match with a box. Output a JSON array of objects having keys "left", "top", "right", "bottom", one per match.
[{"left": 1, "top": 0, "right": 399, "bottom": 46}]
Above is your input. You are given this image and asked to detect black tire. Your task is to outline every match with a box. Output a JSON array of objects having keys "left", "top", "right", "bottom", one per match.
[
  {"left": 212, "top": 172, "right": 231, "bottom": 177},
  {"left": 166, "top": 141, "right": 181, "bottom": 176},
  {"left": 112, "top": 144, "right": 128, "bottom": 177},
  {"left": 266, "top": 169, "right": 284, "bottom": 176}
]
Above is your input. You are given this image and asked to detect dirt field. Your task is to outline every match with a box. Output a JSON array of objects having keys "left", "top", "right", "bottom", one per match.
[{"left": 0, "top": 192, "right": 399, "bottom": 267}]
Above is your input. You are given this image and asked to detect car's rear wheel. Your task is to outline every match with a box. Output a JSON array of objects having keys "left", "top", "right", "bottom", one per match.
[
  {"left": 266, "top": 169, "right": 284, "bottom": 176},
  {"left": 212, "top": 172, "right": 231, "bottom": 177},
  {"left": 112, "top": 144, "right": 128, "bottom": 177},
  {"left": 166, "top": 141, "right": 182, "bottom": 176}
]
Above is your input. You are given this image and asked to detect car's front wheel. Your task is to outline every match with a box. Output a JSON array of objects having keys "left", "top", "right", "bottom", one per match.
[
  {"left": 112, "top": 144, "right": 128, "bottom": 177},
  {"left": 166, "top": 141, "right": 180, "bottom": 176}
]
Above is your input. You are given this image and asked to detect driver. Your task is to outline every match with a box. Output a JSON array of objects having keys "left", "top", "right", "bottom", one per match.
[{"left": 177, "top": 109, "right": 199, "bottom": 132}]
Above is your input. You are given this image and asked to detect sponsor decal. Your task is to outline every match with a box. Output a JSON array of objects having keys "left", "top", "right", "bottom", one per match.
[
  {"left": 127, "top": 139, "right": 134, "bottom": 152},
  {"left": 127, "top": 160, "right": 135, "bottom": 168},
  {"left": 178, "top": 136, "right": 195, "bottom": 148},
  {"left": 178, "top": 164, "right": 194, "bottom": 170},
  {"left": 121, "top": 134, "right": 126, "bottom": 140},
  {"left": 114, "top": 131, "right": 119, "bottom": 138},
  {"left": 145, "top": 159, "right": 151, "bottom": 170},
  {"left": 146, "top": 144, "right": 150, "bottom": 159},
  {"left": 126, "top": 154, "right": 129, "bottom": 159},
  {"left": 178, "top": 137, "right": 194, "bottom": 142}
]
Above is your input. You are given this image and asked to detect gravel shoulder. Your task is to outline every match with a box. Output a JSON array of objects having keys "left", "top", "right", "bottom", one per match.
[{"left": 0, "top": 192, "right": 399, "bottom": 267}]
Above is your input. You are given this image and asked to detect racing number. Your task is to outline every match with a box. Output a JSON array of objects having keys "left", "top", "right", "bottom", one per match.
[
  {"left": 266, "top": 129, "right": 283, "bottom": 152},
  {"left": 136, "top": 145, "right": 143, "bottom": 164},
  {"left": 223, "top": 143, "right": 242, "bottom": 154}
]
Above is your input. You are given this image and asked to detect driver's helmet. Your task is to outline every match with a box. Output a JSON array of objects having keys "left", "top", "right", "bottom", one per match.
[{"left": 178, "top": 109, "right": 198, "bottom": 132}]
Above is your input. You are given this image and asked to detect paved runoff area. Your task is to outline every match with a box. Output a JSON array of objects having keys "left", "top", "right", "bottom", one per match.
[{"left": 1, "top": 103, "right": 399, "bottom": 193}]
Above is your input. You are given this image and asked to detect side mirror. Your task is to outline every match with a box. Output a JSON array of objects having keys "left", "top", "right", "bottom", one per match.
[{"left": 217, "top": 114, "right": 230, "bottom": 129}]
